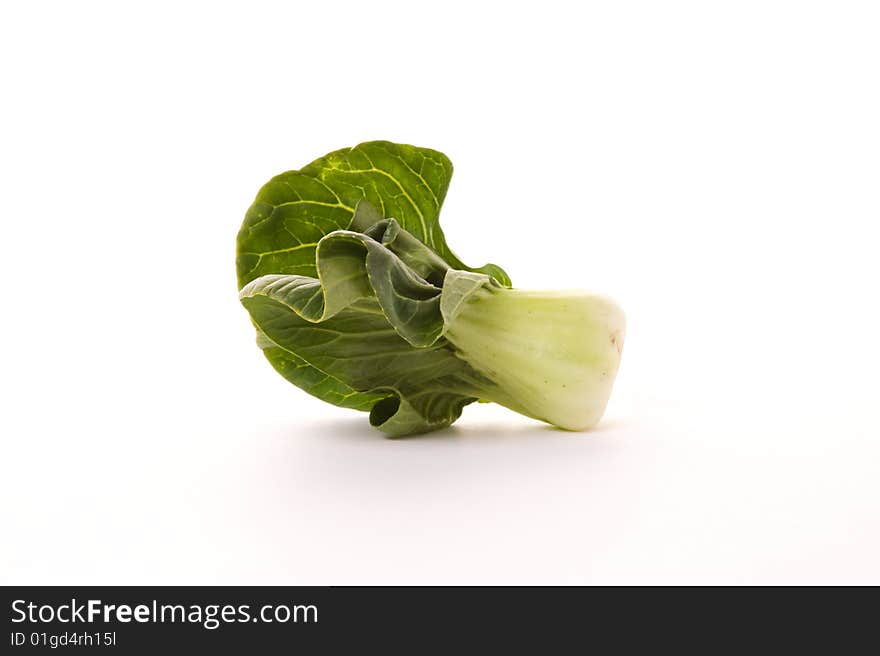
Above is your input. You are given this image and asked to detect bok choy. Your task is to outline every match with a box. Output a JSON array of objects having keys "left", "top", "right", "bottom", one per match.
[{"left": 236, "top": 141, "right": 625, "bottom": 436}]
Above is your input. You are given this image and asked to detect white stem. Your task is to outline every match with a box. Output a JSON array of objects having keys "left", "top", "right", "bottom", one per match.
[{"left": 443, "top": 286, "right": 626, "bottom": 430}]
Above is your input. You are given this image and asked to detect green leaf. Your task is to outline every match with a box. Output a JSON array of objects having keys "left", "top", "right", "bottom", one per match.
[
  {"left": 244, "top": 215, "right": 446, "bottom": 347},
  {"left": 236, "top": 144, "right": 509, "bottom": 431},
  {"left": 237, "top": 144, "right": 515, "bottom": 436},
  {"left": 259, "top": 341, "right": 385, "bottom": 412},
  {"left": 241, "top": 286, "right": 484, "bottom": 437},
  {"left": 239, "top": 213, "right": 500, "bottom": 435},
  {"left": 236, "top": 140, "right": 510, "bottom": 288}
]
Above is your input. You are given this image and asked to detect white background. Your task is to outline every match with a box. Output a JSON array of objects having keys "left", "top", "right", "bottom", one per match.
[{"left": 1, "top": 1, "right": 878, "bottom": 584}]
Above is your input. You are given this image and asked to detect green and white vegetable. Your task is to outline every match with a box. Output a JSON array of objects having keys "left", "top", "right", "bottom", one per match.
[{"left": 236, "top": 141, "right": 625, "bottom": 436}]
